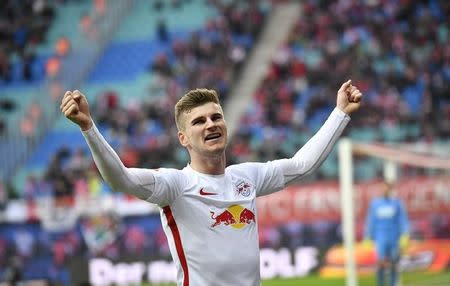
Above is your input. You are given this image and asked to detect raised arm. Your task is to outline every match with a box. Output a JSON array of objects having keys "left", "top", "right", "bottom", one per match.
[
  {"left": 273, "top": 80, "right": 362, "bottom": 185},
  {"left": 60, "top": 90, "right": 155, "bottom": 200}
]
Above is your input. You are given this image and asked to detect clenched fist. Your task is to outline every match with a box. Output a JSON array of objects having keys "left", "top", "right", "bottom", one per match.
[
  {"left": 336, "top": 80, "right": 363, "bottom": 115},
  {"left": 60, "top": 90, "right": 93, "bottom": 131}
]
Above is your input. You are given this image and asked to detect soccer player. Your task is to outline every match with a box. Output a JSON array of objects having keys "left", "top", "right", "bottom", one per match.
[
  {"left": 60, "top": 80, "right": 362, "bottom": 286},
  {"left": 364, "top": 182, "right": 410, "bottom": 286}
]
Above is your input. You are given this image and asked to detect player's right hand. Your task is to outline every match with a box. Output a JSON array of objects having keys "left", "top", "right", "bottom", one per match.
[{"left": 60, "top": 90, "right": 93, "bottom": 131}]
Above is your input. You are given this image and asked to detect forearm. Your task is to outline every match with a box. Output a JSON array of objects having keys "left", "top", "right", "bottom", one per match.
[
  {"left": 82, "top": 123, "right": 155, "bottom": 200},
  {"left": 273, "top": 108, "right": 350, "bottom": 185}
]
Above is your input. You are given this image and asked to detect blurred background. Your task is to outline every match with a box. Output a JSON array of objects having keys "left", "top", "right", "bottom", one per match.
[{"left": 0, "top": 0, "right": 449, "bottom": 285}]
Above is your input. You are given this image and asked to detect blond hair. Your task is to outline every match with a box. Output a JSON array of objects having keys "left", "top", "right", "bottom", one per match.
[{"left": 175, "top": 89, "right": 221, "bottom": 131}]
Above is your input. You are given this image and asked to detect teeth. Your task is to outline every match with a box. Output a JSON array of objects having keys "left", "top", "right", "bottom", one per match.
[{"left": 205, "top": 133, "right": 221, "bottom": 140}]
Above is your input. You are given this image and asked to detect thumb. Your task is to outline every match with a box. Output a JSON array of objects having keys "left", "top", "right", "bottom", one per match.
[
  {"left": 339, "top": 79, "right": 352, "bottom": 93},
  {"left": 72, "top": 90, "right": 82, "bottom": 100}
]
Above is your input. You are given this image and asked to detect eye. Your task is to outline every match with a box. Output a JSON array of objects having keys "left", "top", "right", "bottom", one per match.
[
  {"left": 212, "top": 114, "right": 223, "bottom": 121},
  {"left": 192, "top": 118, "right": 205, "bottom": 125}
]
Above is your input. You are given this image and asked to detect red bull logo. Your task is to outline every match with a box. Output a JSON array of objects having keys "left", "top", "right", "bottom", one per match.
[{"left": 210, "top": 205, "right": 255, "bottom": 229}]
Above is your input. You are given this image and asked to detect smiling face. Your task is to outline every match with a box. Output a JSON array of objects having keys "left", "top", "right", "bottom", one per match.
[
  {"left": 178, "top": 102, "right": 228, "bottom": 158},
  {"left": 175, "top": 89, "right": 228, "bottom": 161}
]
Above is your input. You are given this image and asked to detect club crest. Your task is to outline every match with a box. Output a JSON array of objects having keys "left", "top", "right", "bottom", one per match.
[{"left": 235, "top": 180, "right": 252, "bottom": 197}]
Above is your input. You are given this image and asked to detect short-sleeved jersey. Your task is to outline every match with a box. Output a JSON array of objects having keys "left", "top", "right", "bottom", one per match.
[{"left": 148, "top": 162, "right": 284, "bottom": 286}]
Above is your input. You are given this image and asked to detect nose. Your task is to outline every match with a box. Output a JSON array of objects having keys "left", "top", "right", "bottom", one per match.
[{"left": 205, "top": 118, "right": 217, "bottom": 130}]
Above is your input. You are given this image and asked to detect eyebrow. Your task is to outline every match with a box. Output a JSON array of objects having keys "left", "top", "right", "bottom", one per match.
[
  {"left": 190, "top": 112, "right": 222, "bottom": 125},
  {"left": 190, "top": 116, "right": 203, "bottom": 124}
]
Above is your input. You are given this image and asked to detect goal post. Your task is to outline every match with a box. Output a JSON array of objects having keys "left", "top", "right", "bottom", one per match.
[
  {"left": 338, "top": 138, "right": 357, "bottom": 286},
  {"left": 338, "top": 138, "right": 450, "bottom": 286}
]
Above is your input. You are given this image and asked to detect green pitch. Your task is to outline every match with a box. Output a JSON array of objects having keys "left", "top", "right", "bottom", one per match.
[
  {"left": 263, "top": 271, "right": 450, "bottom": 286},
  {"left": 143, "top": 270, "right": 450, "bottom": 286}
]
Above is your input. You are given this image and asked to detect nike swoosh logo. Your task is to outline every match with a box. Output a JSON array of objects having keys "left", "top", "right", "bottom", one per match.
[{"left": 199, "top": 188, "right": 217, "bottom": 196}]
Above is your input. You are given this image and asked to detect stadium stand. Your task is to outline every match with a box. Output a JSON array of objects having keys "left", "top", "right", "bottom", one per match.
[{"left": 229, "top": 0, "right": 450, "bottom": 180}]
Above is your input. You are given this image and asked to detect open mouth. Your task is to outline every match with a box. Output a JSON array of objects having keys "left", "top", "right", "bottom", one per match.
[{"left": 205, "top": 133, "right": 221, "bottom": 141}]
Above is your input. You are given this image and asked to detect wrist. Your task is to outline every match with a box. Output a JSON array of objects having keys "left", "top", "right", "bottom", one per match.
[{"left": 80, "top": 120, "right": 93, "bottom": 131}]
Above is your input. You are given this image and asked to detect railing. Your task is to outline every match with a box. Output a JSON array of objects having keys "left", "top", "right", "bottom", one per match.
[{"left": 0, "top": 0, "right": 134, "bottom": 181}]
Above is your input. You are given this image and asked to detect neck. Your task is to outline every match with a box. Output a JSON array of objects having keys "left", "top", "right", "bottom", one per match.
[{"left": 189, "top": 153, "right": 226, "bottom": 175}]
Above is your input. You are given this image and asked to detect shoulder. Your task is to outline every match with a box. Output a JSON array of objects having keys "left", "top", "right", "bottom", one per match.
[
  {"left": 227, "top": 162, "right": 267, "bottom": 174},
  {"left": 226, "top": 161, "right": 281, "bottom": 182},
  {"left": 152, "top": 167, "right": 189, "bottom": 184},
  {"left": 152, "top": 167, "right": 184, "bottom": 175}
]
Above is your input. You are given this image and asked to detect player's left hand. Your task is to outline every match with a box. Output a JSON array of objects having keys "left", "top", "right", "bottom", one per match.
[{"left": 336, "top": 80, "right": 362, "bottom": 115}]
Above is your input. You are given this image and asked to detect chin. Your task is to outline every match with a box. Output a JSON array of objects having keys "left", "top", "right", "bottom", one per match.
[{"left": 206, "top": 145, "right": 226, "bottom": 156}]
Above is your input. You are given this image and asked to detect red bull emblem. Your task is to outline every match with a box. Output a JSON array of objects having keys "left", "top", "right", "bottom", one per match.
[{"left": 210, "top": 205, "right": 256, "bottom": 229}]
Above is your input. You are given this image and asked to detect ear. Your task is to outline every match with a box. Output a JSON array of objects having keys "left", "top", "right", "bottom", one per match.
[{"left": 178, "top": 131, "right": 189, "bottom": 148}]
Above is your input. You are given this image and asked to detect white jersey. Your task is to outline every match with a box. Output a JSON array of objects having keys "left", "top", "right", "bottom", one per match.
[
  {"left": 81, "top": 107, "right": 350, "bottom": 286},
  {"left": 149, "top": 162, "right": 284, "bottom": 286}
]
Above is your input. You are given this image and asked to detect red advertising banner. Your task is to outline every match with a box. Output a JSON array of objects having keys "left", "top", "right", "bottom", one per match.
[{"left": 256, "top": 176, "right": 450, "bottom": 226}]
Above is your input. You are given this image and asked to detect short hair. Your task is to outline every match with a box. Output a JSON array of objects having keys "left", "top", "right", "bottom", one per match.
[{"left": 174, "top": 88, "right": 221, "bottom": 131}]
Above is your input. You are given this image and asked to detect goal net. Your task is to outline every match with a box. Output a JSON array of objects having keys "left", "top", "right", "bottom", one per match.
[{"left": 337, "top": 138, "right": 450, "bottom": 286}]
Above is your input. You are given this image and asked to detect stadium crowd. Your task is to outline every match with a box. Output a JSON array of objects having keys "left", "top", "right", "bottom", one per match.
[
  {"left": 0, "top": 0, "right": 55, "bottom": 83},
  {"left": 230, "top": 0, "right": 449, "bottom": 168},
  {"left": 26, "top": 0, "right": 449, "bottom": 203},
  {"left": 2, "top": 0, "right": 449, "bottom": 219},
  {"left": 8, "top": 0, "right": 269, "bottom": 204}
]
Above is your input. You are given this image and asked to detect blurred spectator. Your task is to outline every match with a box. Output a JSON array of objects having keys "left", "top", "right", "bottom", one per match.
[
  {"left": 123, "top": 225, "right": 150, "bottom": 255},
  {"left": 4, "top": 256, "right": 23, "bottom": 285},
  {"left": 156, "top": 18, "right": 169, "bottom": 42},
  {"left": 0, "top": 180, "right": 7, "bottom": 212},
  {"left": 280, "top": 221, "right": 304, "bottom": 249},
  {"left": 0, "top": 0, "right": 55, "bottom": 84},
  {"left": 44, "top": 148, "right": 74, "bottom": 204},
  {"left": 20, "top": 115, "right": 36, "bottom": 140},
  {"left": 22, "top": 50, "right": 36, "bottom": 81},
  {"left": 154, "top": 226, "right": 171, "bottom": 257},
  {"left": 55, "top": 36, "right": 71, "bottom": 57},
  {"left": 93, "top": 0, "right": 107, "bottom": 17},
  {"left": 28, "top": 101, "right": 42, "bottom": 122},
  {"left": 0, "top": 50, "right": 12, "bottom": 82},
  {"left": 94, "top": 90, "right": 120, "bottom": 126},
  {"left": 13, "top": 229, "right": 35, "bottom": 260},
  {"left": 0, "top": 97, "right": 16, "bottom": 112},
  {"left": 87, "top": 169, "right": 102, "bottom": 197},
  {"left": 259, "top": 225, "right": 282, "bottom": 249},
  {"left": 79, "top": 12, "right": 97, "bottom": 41},
  {"left": 67, "top": 148, "right": 90, "bottom": 176},
  {"left": 45, "top": 56, "right": 61, "bottom": 78},
  {"left": 0, "top": 237, "right": 8, "bottom": 270},
  {"left": 49, "top": 81, "right": 64, "bottom": 101},
  {"left": 24, "top": 175, "right": 46, "bottom": 201},
  {"left": 79, "top": 0, "right": 107, "bottom": 42},
  {"left": 0, "top": 117, "right": 5, "bottom": 136},
  {"left": 150, "top": 53, "right": 172, "bottom": 77},
  {"left": 81, "top": 213, "right": 122, "bottom": 259}
]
